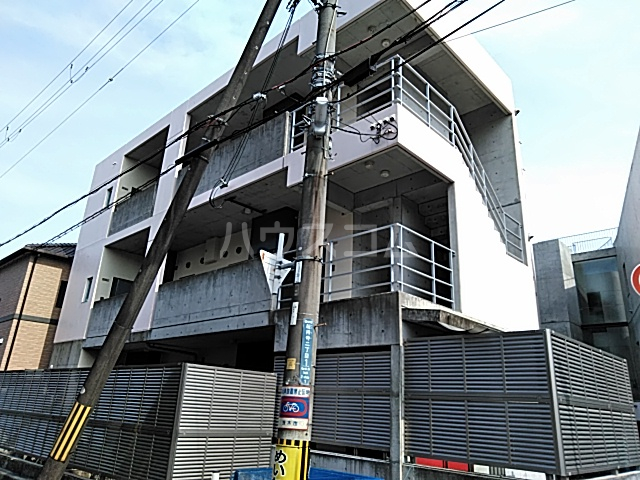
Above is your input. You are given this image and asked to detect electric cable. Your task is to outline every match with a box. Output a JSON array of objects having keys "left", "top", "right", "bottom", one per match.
[
  {"left": 209, "top": 0, "right": 301, "bottom": 209},
  {"left": 0, "top": 0, "right": 136, "bottom": 138},
  {"left": 0, "top": 0, "right": 166, "bottom": 150},
  {"left": 0, "top": 0, "right": 202, "bottom": 181},
  {"left": 445, "top": 0, "right": 577, "bottom": 42},
  {"left": 1, "top": 0, "right": 508, "bottom": 249}
]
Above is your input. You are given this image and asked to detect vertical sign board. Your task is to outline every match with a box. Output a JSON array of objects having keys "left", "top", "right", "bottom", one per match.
[
  {"left": 632, "top": 264, "right": 640, "bottom": 296},
  {"left": 300, "top": 318, "right": 314, "bottom": 386}
]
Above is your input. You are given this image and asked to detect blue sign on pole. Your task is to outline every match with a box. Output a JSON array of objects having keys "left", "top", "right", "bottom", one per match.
[{"left": 299, "top": 317, "right": 314, "bottom": 385}]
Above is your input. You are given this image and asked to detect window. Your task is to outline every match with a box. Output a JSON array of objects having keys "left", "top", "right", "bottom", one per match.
[
  {"left": 55, "top": 280, "right": 68, "bottom": 308},
  {"left": 104, "top": 187, "right": 113, "bottom": 207},
  {"left": 82, "top": 277, "right": 93, "bottom": 303}
]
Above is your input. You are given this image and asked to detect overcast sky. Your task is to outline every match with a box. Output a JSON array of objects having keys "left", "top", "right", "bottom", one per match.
[{"left": 0, "top": 0, "right": 637, "bottom": 259}]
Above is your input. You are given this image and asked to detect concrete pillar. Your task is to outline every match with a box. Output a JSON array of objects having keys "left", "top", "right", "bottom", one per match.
[
  {"left": 390, "top": 293, "right": 404, "bottom": 480},
  {"left": 533, "top": 240, "right": 582, "bottom": 340}
]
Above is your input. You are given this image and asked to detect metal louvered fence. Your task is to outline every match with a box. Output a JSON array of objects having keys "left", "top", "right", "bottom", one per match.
[
  {"left": 0, "top": 364, "right": 276, "bottom": 480},
  {"left": 275, "top": 352, "right": 392, "bottom": 451},
  {"left": 404, "top": 330, "right": 640, "bottom": 476}
]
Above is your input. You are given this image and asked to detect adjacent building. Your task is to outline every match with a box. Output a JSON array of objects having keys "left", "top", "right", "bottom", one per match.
[
  {"left": 0, "top": 243, "right": 75, "bottom": 370},
  {"left": 534, "top": 128, "right": 640, "bottom": 399}
]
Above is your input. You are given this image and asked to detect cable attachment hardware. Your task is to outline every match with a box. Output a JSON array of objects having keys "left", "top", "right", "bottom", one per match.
[{"left": 252, "top": 92, "right": 267, "bottom": 103}]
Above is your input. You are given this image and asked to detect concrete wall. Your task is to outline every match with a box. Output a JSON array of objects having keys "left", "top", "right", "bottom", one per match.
[
  {"left": 325, "top": 207, "right": 354, "bottom": 301},
  {"left": 150, "top": 259, "right": 271, "bottom": 340},
  {"left": 616, "top": 129, "right": 640, "bottom": 363},
  {"left": 274, "top": 293, "right": 401, "bottom": 352},
  {"left": 86, "top": 295, "right": 125, "bottom": 339},
  {"left": 533, "top": 240, "right": 582, "bottom": 339},
  {"left": 195, "top": 113, "right": 289, "bottom": 196},
  {"left": 174, "top": 229, "right": 250, "bottom": 280},
  {"left": 462, "top": 104, "right": 524, "bottom": 230},
  {"left": 108, "top": 182, "right": 157, "bottom": 235}
]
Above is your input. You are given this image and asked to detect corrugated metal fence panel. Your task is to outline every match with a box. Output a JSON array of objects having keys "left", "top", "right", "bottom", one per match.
[
  {"left": 550, "top": 332, "right": 640, "bottom": 474},
  {"left": 275, "top": 351, "right": 392, "bottom": 451},
  {"left": 0, "top": 369, "right": 88, "bottom": 458},
  {"left": 0, "top": 365, "right": 180, "bottom": 480},
  {"left": 171, "top": 365, "right": 277, "bottom": 480},
  {"left": 72, "top": 365, "right": 181, "bottom": 480},
  {"left": 404, "top": 333, "right": 558, "bottom": 473}
]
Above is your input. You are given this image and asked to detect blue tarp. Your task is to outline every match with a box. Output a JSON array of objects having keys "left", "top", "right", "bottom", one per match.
[{"left": 233, "top": 468, "right": 382, "bottom": 480}]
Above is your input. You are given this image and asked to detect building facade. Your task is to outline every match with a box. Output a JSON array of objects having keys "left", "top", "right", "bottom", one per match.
[
  {"left": 534, "top": 128, "right": 640, "bottom": 399},
  {"left": 53, "top": 0, "right": 536, "bottom": 368},
  {"left": 0, "top": 243, "right": 74, "bottom": 370},
  {"left": 50, "top": 1, "right": 545, "bottom": 477}
]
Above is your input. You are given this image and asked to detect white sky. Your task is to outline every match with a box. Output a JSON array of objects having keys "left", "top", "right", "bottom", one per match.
[{"left": 0, "top": 0, "right": 637, "bottom": 259}]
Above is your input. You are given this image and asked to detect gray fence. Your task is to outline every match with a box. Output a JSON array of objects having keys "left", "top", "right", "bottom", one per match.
[
  {"left": 275, "top": 351, "right": 392, "bottom": 451},
  {"left": 0, "top": 364, "right": 276, "bottom": 480},
  {"left": 404, "top": 330, "right": 640, "bottom": 476}
]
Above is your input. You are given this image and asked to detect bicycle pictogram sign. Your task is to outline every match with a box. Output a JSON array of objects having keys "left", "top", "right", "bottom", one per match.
[{"left": 279, "top": 396, "right": 309, "bottom": 418}]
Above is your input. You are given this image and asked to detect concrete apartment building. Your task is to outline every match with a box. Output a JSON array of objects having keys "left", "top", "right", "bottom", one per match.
[
  {"left": 31, "top": 1, "right": 640, "bottom": 479},
  {"left": 534, "top": 128, "right": 640, "bottom": 399},
  {"left": 0, "top": 243, "right": 75, "bottom": 370},
  {"left": 52, "top": 0, "right": 536, "bottom": 369}
]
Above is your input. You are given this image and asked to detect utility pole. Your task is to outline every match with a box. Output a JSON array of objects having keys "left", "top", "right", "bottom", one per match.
[
  {"left": 38, "top": 1, "right": 282, "bottom": 478},
  {"left": 272, "top": 2, "right": 337, "bottom": 480}
]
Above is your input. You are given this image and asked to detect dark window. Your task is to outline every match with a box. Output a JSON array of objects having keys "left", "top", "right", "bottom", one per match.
[
  {"left": 55, "top": 281, "right": 68, "bottom": 308},
  {"left": 110, "top": 277, "right": 133, "bottom": 297},
  {"left": 587, "top": 292, "right": 603, "bottom": 314}
]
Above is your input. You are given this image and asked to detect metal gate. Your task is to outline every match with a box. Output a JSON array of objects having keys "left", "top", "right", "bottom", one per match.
[
  {"left": 404, "top": 330, "right": 640, "bottom": 476},
  {"left": 0, "top": 363, "right": 277, "bottom": 480}
]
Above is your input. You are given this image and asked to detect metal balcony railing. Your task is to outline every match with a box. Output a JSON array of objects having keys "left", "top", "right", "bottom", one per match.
[
  {"left": 278, "top": 224, "right": 455, "bottom": 309},
  {"left": 559, "top": 227, "right": 618, "bottom": 254},
  {"left": 290, "top": 56, "right": 524, "bottom": 261}
]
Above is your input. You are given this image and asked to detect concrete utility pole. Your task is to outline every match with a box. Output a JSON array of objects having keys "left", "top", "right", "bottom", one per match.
[
  {"left": 38, "top": 1, "right": 282, "bottom": 478},
  {"left": 272, "top": 2, "right": 337, "bottom": 480}
]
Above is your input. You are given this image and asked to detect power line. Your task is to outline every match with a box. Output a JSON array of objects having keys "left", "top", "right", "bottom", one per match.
[
  {"left": 0, "top": 0, "right": 136, "bottom": 136},
  {"left": 445, "top": 0, "right": 577, "bottom": 42},
  {"left": 0, "top": 94, "right": 260, "bottom": 249},
  {"left": 1, "top": 0, "right": 500, "bottom": 249},
  {"left": 0, "top": 0, "right": 202, "bottom": 181},
  {"left": 0, "top": 0, "right": 165, "bottom": 150}
]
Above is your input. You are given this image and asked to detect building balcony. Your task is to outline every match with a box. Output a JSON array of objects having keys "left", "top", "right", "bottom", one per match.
[
  {"left": 108, "top": 181, "right": 158, "bottom": 236},
  {"left": 148, "top": 258, "right": 273, "bottom": 341},
  {"left": 87, "top": 295, "right": 125, "bottom": 339},
  {"left": 278, "top": 223, "right": 455, "bottom": 310},
  {"left": 290, "top": 56, "right": 523, "bottom": 261}
]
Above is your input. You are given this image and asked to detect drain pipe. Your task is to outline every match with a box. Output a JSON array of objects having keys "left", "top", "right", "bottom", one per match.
[{"left": 3, "top": 252, "right": 39, "bottom": 371}]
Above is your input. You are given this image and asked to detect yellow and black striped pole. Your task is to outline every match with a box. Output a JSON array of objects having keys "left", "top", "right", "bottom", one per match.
[
  {"left": 36, "top": 1, "right": 283, "bottom": 478},
  {"left": 49, "top": 402, "right": 92, "bottom": 463}
]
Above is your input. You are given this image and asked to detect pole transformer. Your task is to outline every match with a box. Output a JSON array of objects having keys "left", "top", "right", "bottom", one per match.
[
  {"left": 38, "top": 1, "right": 282, "bottom": 478},
  {"left": 272, "top": 2, "right": 337, "bottom": 480}
]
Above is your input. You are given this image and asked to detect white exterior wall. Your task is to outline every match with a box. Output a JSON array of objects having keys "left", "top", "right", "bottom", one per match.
[{"left": 396, "top": 107, "right": 538, "bottom": 330}]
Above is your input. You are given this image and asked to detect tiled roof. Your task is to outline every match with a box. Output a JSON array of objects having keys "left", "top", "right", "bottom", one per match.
[{"left": 24, "top": 243, "right": 76, "bottom": 258}]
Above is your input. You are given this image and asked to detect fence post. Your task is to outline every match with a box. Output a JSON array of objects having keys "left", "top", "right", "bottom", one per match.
[{"left": 430, "top": 240, "right": 436, "bottom": 303}]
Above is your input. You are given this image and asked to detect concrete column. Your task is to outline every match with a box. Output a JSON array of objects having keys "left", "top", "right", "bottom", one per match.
[
  {"left": 390, "top": 294, "right": 404, "bottom": 480},
  {"left": 533, "top": 240, "right": 582, "bottom": 340}
]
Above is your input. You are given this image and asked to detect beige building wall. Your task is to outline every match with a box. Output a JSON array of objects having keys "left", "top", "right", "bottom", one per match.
[{"left": 0, "top": 253, "right": 72, "bottom": 370}]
